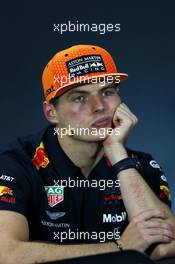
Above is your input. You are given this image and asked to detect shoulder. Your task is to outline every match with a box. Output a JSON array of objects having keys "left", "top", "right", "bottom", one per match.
[
  {"left": 126, "top": 147, "right": 171, "bottom": 207},
  {"left": 0, "top": 125, "right": 51, "bottom": 167},
  {"left": 127, "top": 147, "right": 152, "bottom": 160},
  {"left": 0, "top": 126, "right": 50, "bottom": 180},
  {"left": 126, "top": 147, "right": 161, "bottom": 171}
]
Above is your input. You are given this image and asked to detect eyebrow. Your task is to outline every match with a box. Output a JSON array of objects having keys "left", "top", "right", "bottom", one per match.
[{"left": 66, "top": 85, "right": 116, "bottom": 97}]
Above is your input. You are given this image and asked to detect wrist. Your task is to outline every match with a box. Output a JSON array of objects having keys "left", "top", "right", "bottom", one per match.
[
  {"left": 104, "top": 143, "right": 128, "bottom": 164},
  {"left": 109, "top": 157, "right": 139, "bottom": 179},
  {"left": 114, "top": 238, "right": 124, "bottom": 251}
]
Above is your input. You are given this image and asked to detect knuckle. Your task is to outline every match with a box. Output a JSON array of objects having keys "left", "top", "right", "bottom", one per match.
[
  {"left": 132, "top": 217, "right": 139, "bottom": 225},
  {"left": 143, "top": 234, "right": 151, "bottom": 244},
  {"left": 161, "top": 223, "right": 166, "bottom": 229},
  {"left": 127, "top": 119, "right": 133, "bottom": 126},
  {"left": 137, "top": 222, "right": 143, "bottom": 230},
  {"left": 161, "top": 234, "right": 169, "bottom": 242}
]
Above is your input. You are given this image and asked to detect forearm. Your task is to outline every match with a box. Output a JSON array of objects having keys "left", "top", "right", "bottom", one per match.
[
  {"left": 3, "top": 240, "right": 118, "bottom": 264},
  {"left": 118, "top": 167, "right": 166, "bottom": 219},
  {"left": 105, "top": 143, "right": 166, "bottom": 220}
]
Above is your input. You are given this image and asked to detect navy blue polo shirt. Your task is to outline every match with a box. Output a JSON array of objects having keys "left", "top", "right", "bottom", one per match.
[{"left": 0, "top": 125, "right": 171, "bottom": 244}]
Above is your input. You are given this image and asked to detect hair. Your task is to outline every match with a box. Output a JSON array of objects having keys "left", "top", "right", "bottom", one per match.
[{"left": 50, "top": 97, "right": 59, "bottom": 108}]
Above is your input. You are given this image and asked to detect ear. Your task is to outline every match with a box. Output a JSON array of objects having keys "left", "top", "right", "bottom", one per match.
[{"left": 43, "top": 101, "right": 59, "bottom": 124}]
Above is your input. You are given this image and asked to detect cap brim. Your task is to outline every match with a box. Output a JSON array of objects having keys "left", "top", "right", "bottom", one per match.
[{"left": 50, "top": 72, "right": 128, "bottom": 101}]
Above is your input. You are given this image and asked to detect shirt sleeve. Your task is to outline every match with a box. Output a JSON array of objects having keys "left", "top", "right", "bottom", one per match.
[
  {"left": 136, "top": 152, "right": 172, "bottom": 208},
  {"left": 0, "top": 152, "right": 31, "bottom": 217}
]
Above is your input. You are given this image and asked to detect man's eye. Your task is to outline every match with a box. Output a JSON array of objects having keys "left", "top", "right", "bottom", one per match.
[
  {"left": 102, "top": 89, "right": 115, "bottom": 96},
  {"left": 73, "top": 96, "right": 86, "bottom": 103}
]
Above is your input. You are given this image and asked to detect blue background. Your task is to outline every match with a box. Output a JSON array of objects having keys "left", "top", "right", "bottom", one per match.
[{"left": 0, "top": 1, "right": 174, "bottom": 211}]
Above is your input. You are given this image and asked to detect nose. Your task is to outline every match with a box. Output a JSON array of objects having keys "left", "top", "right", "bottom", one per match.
[{"left": 89, "top": 95, "right": 105, "bottom": 113}]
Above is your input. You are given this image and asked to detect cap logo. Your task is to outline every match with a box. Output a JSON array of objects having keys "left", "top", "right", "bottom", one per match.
[
  {"left": 66, "top": 54, "right": 106, "bottom": 78},
  {"left": 45, "top": 85, "right": 55, "bottom": 97}
]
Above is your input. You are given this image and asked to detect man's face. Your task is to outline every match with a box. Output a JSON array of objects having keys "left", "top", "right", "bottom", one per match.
[{"left": 53, "top": 82, "right": 121, "bottom": 142}]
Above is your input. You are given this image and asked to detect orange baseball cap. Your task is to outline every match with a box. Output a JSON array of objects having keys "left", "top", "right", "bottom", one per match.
[{"left": 42, "top": 44, "right": 128, "bottom": 102}]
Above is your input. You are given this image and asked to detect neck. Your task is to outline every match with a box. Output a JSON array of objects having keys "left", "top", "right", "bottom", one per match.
[{"left": 57, "top": 135, "right": 104, "bottom": 177}]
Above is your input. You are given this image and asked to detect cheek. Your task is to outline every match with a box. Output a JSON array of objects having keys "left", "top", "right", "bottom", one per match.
[
  {"left": 61, "top": 108, "right": 85, "bottom": 126},
  {"left": 108, "top": 96, "right": 121, "bottom": 111}
]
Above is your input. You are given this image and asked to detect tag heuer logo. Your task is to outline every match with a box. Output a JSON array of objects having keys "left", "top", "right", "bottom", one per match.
[{"left": 44, "top": 186, "right": 64, "bottom": 207}]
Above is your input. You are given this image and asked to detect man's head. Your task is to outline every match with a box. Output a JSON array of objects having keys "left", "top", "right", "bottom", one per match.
[{"left": 42, "top": 44, "right": 128, "bottom": 141}]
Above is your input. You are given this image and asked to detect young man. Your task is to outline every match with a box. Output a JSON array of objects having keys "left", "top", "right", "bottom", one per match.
[{"left": 0, "top": 44, "right": 174, "bottom": 263}]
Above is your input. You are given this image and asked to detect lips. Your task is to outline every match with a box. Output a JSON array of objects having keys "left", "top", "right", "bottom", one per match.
[{"left": 91, "top": 117, "right": 112, "bottom": 128}]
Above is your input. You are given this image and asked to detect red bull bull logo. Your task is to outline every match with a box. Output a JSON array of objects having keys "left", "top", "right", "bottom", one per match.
[
  {"left": 32, "top": 142, "right": 50, "bottom": 170},
  {"left": 0, "top": 185, "right": 15, "bottom": 204},
  {"left": 0, "top": 185, "right": 13, "bottom": 196},
  {"left": 160, "top": 185, "right": 171, "bottom": 201}
]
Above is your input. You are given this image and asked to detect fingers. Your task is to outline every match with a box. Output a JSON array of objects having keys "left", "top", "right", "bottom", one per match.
[
  {"left": 144, "top": 221, "right": 174, "bottom": 240},
  {"left": 119, "top": 103, "right": 138, "bottom": 123},
  {"left": 148, "top": 234, "right": 173, "bottom": 244},
  {"left": 122, "top": 209, "right": 175, "bottom": 252},
  {"left": 149, "top": 229, "right": 174, "bottom": 240},
  {"left": 145, "top": 219, "right": 173, "bottom": 232},
  {"left": 114, "top": 102, "right": 138, "bottom": 127},
  {"left": 146, "top": 221, "right": 175, "bottom": 242},
  {"left": 133, "top": 209, "right": 169, "bottom": 222},
  {"left": 117, "top": 108, "right": 137, "bottom": 127},
  {"left": 131, "top": 210, "right": 175, "bottom": 246},
  {"left": 113, "top": 107, "right": 135, "bottom": 127}
]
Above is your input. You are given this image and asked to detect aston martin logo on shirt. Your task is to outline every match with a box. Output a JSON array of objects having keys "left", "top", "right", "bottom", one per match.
[
  {"left": 44, "top": 186, "right": 64, "bottom": 207},
  {"left": 46, "top": 210, "right": 66, "bottom": 220}
]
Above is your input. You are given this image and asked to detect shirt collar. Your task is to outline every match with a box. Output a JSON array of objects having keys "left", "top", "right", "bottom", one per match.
[{"left": 43, "top": 125, "right": 81, "bottom": 179}]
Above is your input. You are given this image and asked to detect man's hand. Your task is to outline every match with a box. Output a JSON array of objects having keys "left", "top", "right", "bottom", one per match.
[
  {"left": 150, "top": 215, "right": 175, "bottom": 260},
  {"left": 120, "top": 210, "right": 175, "bottom": 253},
  {"left": 103, "top": 103, "right": 138, "bottom": 164},
  {"left": 104, "top": 102, "right": 138, "bottom": 147},
  {"left": 150, "top": 240, "right": 175, "bottom": 260}
]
